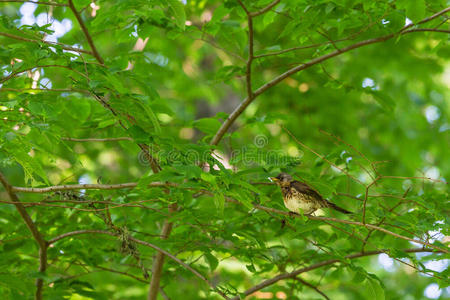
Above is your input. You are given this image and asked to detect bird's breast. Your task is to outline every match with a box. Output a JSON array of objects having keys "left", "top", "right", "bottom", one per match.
[{"left": 283, "top": 193, "right": 318, "bottom": 214}]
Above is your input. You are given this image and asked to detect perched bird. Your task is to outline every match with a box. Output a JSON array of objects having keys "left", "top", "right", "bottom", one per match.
[{"left": 270, "top": 173, "right": 352, "bottom": 215}]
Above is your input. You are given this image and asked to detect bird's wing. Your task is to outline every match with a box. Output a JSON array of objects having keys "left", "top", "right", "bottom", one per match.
[{"left": 291, "top": 181, "right": 324, "bottom": 201}]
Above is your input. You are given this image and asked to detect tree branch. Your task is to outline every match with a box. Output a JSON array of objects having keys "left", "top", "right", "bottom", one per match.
[
  {"left": 209, "top": 7, "right": 450, "bottom": 146},
  {"left": 1, "top": 64, "right": 89, "bottom": 84},
  {"left": 86, "top": 264, "right": 148, "bottom": 283},
  {"left": 294, "top": 277, "right": 330, "bottom": 300},
  {"left": 68, "top": 0, "right": 104, "bottom": 65},
  {"left": 404, "top": 28, "right": 450, "bottom": 34},
  {"left": 250, "top": 0, "right": 281, "bottom": 17},
  {"left": 11, "top": 182, "right": 173, "bottom": 193},
  {"left": 0, "top": 87, "right": 90, "bottom": 94},
  {"left": 361, "top": 188, "right": 410, "bottom": 252},
  {"left": 61, "top": 137, "right": 134, "bottom": 142},
  {"left": 148, "top": 204, "right": 177, "bottom": 300},
  {"left": 0, "top": 0, "right": 68, "bottom": 6},
  {"left": 0, "top": 171, "right": 48, "bottom": 300},
  {"left": 230, "top": 248, "right": 439, "bottom": 299},
  {"left": 0, "top": 32, "right": 94, "bottom": 55},
  {"left": 362, "top": 178, "right": 378, "bottom": 224},
  {"left": 237, "top": 0, "right": 255, "bottom": 119}
]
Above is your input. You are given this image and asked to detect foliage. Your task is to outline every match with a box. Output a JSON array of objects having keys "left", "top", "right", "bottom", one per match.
[{"left": 0, "top": 1, "right": 449, "bottom": 299}]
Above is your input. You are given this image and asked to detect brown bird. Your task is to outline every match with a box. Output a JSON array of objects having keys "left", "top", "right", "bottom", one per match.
[{"left": 270, "top": 173, "right": 352, "bottom": 215}]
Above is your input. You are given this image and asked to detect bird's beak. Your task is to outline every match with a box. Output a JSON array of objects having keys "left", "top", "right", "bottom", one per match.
[{"left": 269, "top": 177, "right": 279, "bottom": 182}]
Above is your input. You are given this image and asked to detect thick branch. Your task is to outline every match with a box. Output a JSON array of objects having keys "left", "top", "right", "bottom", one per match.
[
  {"left": 209, "top": 7, "right": 450, "bottom": 146},
  {"left": 230, "top": 248, "right": 438, "bottom": 299},
  {"left": 68, "top": 0, "right": 104, "bottom": 64},
  {"left": 11, "top": 182, "right": 173, "bottom": 193},
  {"left": 148, "top": 204, "right": 177, "bottom": 300},
  {"left": 237, "top": 0, "right": 255, "bottom": 116},
  {"left": 0, "top": 171, "right": 47, "bottom": 300},
  {"left": 0, "top": 173, "right": 46, "bottom": 246}
]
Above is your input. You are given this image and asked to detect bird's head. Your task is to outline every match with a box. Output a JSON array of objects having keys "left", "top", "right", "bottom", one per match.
[{"left": 269, "top": 172, "right": 292, "bottom": 187}]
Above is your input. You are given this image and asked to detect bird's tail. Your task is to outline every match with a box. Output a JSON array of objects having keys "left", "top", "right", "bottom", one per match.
[{"left": 325, "top": 200, "right": 352, "bottom": 214}]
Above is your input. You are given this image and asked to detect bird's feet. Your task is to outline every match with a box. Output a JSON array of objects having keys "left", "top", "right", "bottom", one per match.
[{"left": 289, "top": 211, "right": 300, "bottom": 218}]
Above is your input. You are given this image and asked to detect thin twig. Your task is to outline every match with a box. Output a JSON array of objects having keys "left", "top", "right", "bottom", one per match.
[
  {"left": 404, "top": 28, "right": 450, "bottom": 34},
  {"left": 282, "top": 125, "right": 364, "bottom": 185},
  {"left": 318, "top": 128, "right": 378, "bottom": 176},
  {"left": 0, "top": 32, "right": 93, "bottom": 55},
  {"left": 294, "top": 277, "right": 330, "bottom": 300},
  {"left": 380, "top": 175, "right": 445, "bottom": 183},
  {"left": 0, "top": 87, "right": 90, "bottom": 94},
  {"left": 0, "top": 0, "right": 68, "bottom": 6},
  {"left": 324, "top": 217, "right": 442, "bottom": 279},
  {"left": 91, "top": 264, "right": 148, "bottom": 283},
  {"left": 61, "top": 137, "right": 134, "bottom": 142},
  {"left": 68, "top": 0, "right": 104, "bottom": 64},
  {"left": 362, "top": 178, "right": 379, "bottom": 224},
  {"left": 361, "top": 189, "right": 409, "bottom": 252},
  {"left": 250, "top": 0, "right": 281, "bottom": 17},
  {"left": 1, "top": 64, "right": 88, "bottom": 84}
]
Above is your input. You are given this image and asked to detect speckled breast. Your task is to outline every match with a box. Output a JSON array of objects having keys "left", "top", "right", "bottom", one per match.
[{"left": 282, "top": 187, "right": 318, "bottom": 214}]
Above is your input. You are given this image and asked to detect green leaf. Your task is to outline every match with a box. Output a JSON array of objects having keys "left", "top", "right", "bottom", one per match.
[
  {"left": 366, "top": 278, "right": 385, "bottom": 300},
  {"left": 10, "top": 148, "right": 48, "bottom": 185},
  {"left": 193, "top": 118, "right": 222, "bottom": 135},
  {"left": 211, "top": 5, "right": 229, "bottom": 22},
  {"left": 127, "top": 125, "right": 148, "bottom": 143},
  {"left": 132, "top": 96, "right": 161, "bottom": 134},
  {"left": 397, "top": 0, "right": 426, "bottom": 23},
  {"left": 200, "top": 172, "right": 216, "bottom": 185},
  {"left": 65, "top": 98, "right": 91, "bottom": 122},
  {"left": 214, "top": 191, "right": 225, "bottom": 213},
  {"left": 97, "top": 118, "right": 116, "bottom": 128},
  {"left": 3, "top": 240, "right": 26, "bottom": 252},
  {"left": 325, "top": 3, "right": 335, "bottom": 14},
  {"left": 162, "top": 0, "right": 186, "bottom": 30},
  {"left": 204, "top": 252, "right": 219, "bottom": 271},
  {"left": 215, "top": 65, "right": 245, "bottom": 82},
  {"left": 246, "top": 263, "right": 256, "bottom": 273},
  {"left": 366, "top": 90, "right": 396, "bottom": 112}
]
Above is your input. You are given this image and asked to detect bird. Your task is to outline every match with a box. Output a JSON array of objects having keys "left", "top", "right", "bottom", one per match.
[{"left": 270, "top": 172, "right": 352, "bottom": 215}]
